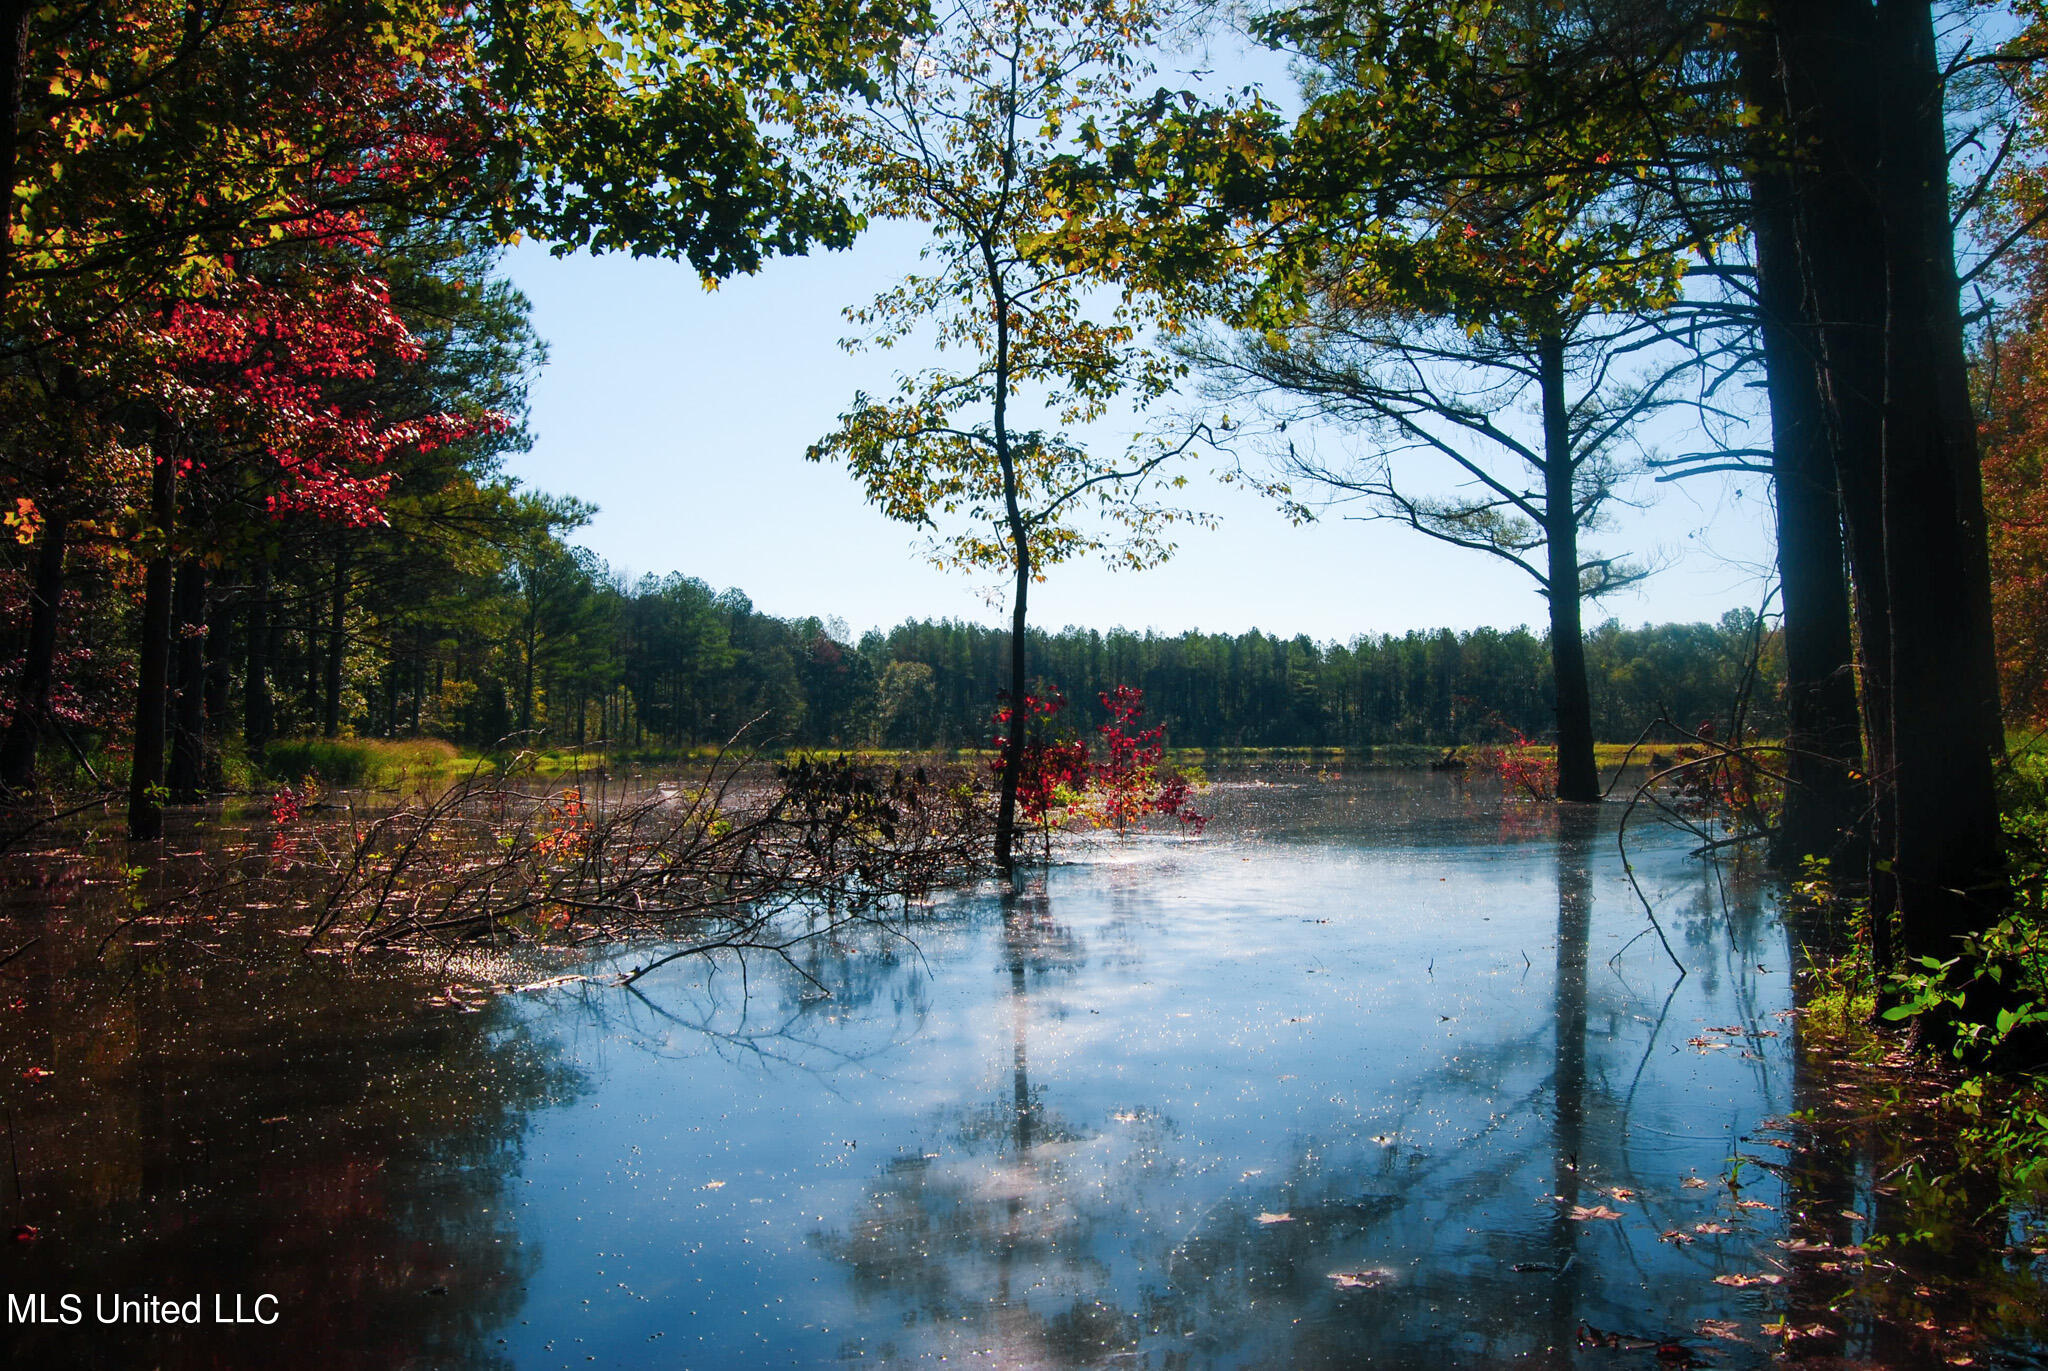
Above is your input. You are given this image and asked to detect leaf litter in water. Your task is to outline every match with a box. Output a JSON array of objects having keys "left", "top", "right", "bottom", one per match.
[
  {"left": 1255, "top": 1212, "right": 1293, "bottom": 1225},
  {"left": 1568, "top": 1204, "right": 1623, "bottom": 1221},
  {"left": 1328, "top": 1268, "right": 1395, "bottom": 1289},
  {"left": 1713, "top": 1273, "right": 1785, "bottom": 1287}
]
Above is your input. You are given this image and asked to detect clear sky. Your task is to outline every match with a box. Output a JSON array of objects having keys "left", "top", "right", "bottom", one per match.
[{"left": 497, "top": 229, "right": 1777, "bottom": 645}]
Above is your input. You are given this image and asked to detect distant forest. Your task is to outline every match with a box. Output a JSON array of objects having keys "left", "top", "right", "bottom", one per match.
[{"left": 115, "top": 547, "right": 1773, "bottom": 757}]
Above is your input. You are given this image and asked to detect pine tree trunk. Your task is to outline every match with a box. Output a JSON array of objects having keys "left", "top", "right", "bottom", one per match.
[
  {"left": 202, "top": 588, "right": 230, "bottom": 791},
  {"left": 1738, "top": 50, "right": 1867, "bottom": 870},
  {"left": 0, "top": 508, "right": 67, "bottom": 793},
  {"left": 1775, "top": 0, "right": 2006, "bottom": 978},
  {"left": 127, "top": 451, "right": 178, "bottom": 841},
  {"left": 322, "top": 548, "right": 347, "bottom": 737},
  {"left": 166, "top": 560, "right": 206, "bottom": 803},
  {"left": 0, "top": 0, "right": 32, "bottom": 307},
  {"left": 243, "top": 561, "right": 273, "bottom": 748},
  {"left": 1871, "top": 0, "right": 2005, "bottom": 955}
]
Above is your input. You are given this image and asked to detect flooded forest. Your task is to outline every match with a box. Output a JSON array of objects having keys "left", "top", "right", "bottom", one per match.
[{"left": 6, "top": 0, "right": 2048, "bottom": 1368}]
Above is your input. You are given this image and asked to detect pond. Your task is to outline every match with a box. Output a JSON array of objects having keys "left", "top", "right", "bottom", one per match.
[{"left": 1, "top": 771, "right": 2043, "bottom": 1368}]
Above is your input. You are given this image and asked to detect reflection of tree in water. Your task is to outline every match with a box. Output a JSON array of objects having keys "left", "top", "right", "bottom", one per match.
[
  {"left": 815, "top": 880, "right": 1174, "bottom": 1366},
  {"left": 566, "top": 900, "right": 982, "bottom": 1090},
  {"left": 818, "top": 809, "right": 1825, "bottom": 1368},
  {"left": 0, "top": 927, "right": 582, "bottom": 1370},
  {"left": 1767, "top": 906, "right": 2048, "bottom": 1365}
]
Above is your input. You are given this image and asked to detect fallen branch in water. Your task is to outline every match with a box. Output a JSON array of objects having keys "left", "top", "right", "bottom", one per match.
[{"left": 290, "top": 743, "right": 995, "bottom": 983}]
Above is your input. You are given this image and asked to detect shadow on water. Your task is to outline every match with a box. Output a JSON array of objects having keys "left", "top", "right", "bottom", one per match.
[{"left": 3, "top": 774, "right": 2047, "bottom": 1366}]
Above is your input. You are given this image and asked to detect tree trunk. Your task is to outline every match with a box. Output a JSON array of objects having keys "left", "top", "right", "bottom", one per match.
[
  {"left": 166, "top": 559, "right": 206, "bottom": 803},
  {"left": 202, "top": 587, "right": 230, "bottom": 791},
  {"left": 127, "top": 450, "right": 178, "bottom": 841},
  {"left": 411, "top": 649, "right": 425, "bottom": 735},
  {"left": 0, "top": 508, "right": 67, "bottom": 793},
  {"left": 1775, "top": 0, "right": 2007, "bottom": 975},
  {"left": 519, "top": 626, "right": 538, "bottom": 735},
  {"left": 990, "top": 266, "right": 1028, "bottom": 872},
  {"left": 1774, "top": 0, "right": 1900, "bottom": 950},
  {"left": 1738, "top": 50, "right": 1867, "bottom": 870},
  {"left": 322, "top": 547, "right": 347, "bottom": 737},
  {"left": 244, "top": 562, "right": 273, "bottom": 748},
  {"left": 1872, "top": 0, "right": 2005, "bottom": 956},
  {"left": 1538, "top": 332, "right": 1599, "bottom": 803}
]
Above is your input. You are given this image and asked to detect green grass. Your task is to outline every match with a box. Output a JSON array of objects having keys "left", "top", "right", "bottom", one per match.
[{"left": 262, "top": 737, "right": 462, "bottom": 788}]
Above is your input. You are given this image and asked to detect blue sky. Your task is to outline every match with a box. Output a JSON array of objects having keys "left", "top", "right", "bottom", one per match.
[
  {"left": 498, "top": 231, "right": 1777, "bottom": 644},
  {"left": 494, "top": 20, "right": 1779, "bottom": 643}
]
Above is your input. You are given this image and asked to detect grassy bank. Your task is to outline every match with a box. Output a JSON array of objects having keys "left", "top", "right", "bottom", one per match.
[
  {"left": 250, "top": 735, "right": 1711, "bottom": 792},
  {"left": 262, "top": 737, "right": 464, "bottom": 788}
]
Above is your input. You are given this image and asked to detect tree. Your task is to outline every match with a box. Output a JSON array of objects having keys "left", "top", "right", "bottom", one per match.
[
  {"left": 1176, "top": 0, "right": 1728, "bottom": 801},
  {"left": 801, "top": 0, "right": 1210, "bottom": 870},
  {"left": 1756, "top": 1, "right": 2009, "bottom": 973},
  {"left": 114, "top": 234, "right": 506, "bottom": 836},
  {"left": 0, "top": 0, "right": 921, "bottom": 804},
  {"left": 503, "top": 495, "right": 598, "bottom": 737},
  {"left": 0, "top": 0, "right": 497, "bottom": 798},
  {"left": 1193, "top": 291, "right": 1699, "bottom": 801}
]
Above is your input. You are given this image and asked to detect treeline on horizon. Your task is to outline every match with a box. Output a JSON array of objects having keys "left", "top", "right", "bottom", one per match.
[{"left": 0, "top": 516, "right": 1772, "bottom": 772}]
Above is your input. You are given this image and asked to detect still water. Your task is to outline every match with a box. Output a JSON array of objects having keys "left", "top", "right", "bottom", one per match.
[{"left": 0, "top": 772, "right": 2041, "bottom": 1367}]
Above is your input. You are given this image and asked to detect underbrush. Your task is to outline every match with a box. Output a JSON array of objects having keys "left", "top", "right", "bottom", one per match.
[{"left": 1797, "top": 736, "right": 2048, "bottom": 1213}]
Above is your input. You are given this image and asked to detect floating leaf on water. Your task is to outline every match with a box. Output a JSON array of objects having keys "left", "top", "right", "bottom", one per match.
[
  {"left": 1659, "top": 1229, "right": 1694, "bottom": 1245},
  {"left": 1734, "top": 1199, "right": 1774, "bottom": 1210},
  {"left": 1328, "top": 1268, "right": 1394, "bottom": 1289},
  {"left": 1255, "top": 1211, "right": 1293, "bottom": 1225},
  {"left": 703, "top": 1180, "right": 725, "bottom": 1190},
  {"left": 1682, "top": 1176, "right": 1710, "bottom": 1189},
  {"left": 1695, "top": 1318, "right": 1746, "bottom": 1342},
  {"left": 1569, "top": 1204, "right": 1623, "bottom": 1221},
  {"left": 1713, "top": 1273, "right": 1784, "bottom": 1287},
  {"left": 1694, "top": 1222, "right": 1733, "bottom": 1235}
]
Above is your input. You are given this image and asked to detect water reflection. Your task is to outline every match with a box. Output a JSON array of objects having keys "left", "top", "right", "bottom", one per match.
[
  {"left": 7, "top": 775, "right": 2048, "bottom": 1367},
  {"left": 812, "top": 800, "right": 1789, "bottom": 1367},
  {"left": 1544, "top": 804, "right": 1595, "bottom": 1362},
  {"left": 0, "top": 845, "right": 582, "bottom": 1370}
]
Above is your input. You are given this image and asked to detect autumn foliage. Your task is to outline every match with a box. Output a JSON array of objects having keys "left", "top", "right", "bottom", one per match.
[
  {"left": 1981, "top": 299, "right": 2048, "bottom": 725},
  {"left": 989, "top": 684, "right": 1206, "bottom": 849}
]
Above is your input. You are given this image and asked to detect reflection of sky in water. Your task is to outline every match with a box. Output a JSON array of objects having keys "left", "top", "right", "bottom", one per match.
[{"left": 500, "top": 774, "right": 1811, "bottom": 1369}]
